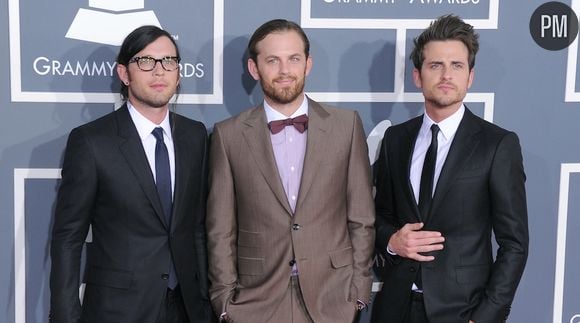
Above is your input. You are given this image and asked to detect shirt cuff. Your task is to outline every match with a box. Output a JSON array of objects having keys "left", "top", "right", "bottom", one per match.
[{"left": 356, "top": 299, "right": 367, "bottom": 311}]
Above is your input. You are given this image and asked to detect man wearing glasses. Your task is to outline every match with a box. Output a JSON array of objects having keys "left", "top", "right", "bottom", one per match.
[{"left": 50, "top": 25, "right": 214, "bottom": 323}]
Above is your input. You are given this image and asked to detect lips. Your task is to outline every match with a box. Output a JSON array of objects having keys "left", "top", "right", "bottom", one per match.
[
  {"left": 150, "top": 83, "right": 167, "bottom": 91},
  {"left": 437, "top": 83, "right": 456, "bottom": 91},
  {"left": 274, "top": 77, "right": 296, "bottom": 86}
]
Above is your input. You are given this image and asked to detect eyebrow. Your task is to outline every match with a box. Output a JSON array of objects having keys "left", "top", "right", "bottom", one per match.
[
  {"left": 426, "top": 60, "right": 466, "bottom": 65},
  {"left": 263, "top": 52, "right": 303, "bottom": 59}
]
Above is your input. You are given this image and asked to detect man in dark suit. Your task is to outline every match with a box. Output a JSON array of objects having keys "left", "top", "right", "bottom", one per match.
[
  {"left": 372, "top": 15, "right": 529, "bottom": 323},
  {"left": 206, "top": 19, "right": 375, "bottom": 323},
  {"left": 50, "top": 26, "right": 213, "bottom": 323}
]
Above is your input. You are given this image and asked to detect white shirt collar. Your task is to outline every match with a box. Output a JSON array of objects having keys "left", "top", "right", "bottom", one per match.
[
  {"left": 264, "top": 94, "right": 309, "bottom": 123},
  {"left": 421, "top": 104, "right": 465, "bottom": 141},
  {"left": 127, "top": 102, "right": 172, "bottom": 141}
]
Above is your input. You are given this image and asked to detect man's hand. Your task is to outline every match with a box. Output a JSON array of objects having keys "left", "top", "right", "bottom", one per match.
[{"left": 388, "top": 222, "right": 444, "bottom": 261}]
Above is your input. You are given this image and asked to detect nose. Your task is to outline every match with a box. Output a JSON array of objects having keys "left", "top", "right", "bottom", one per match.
[
  {"left": 440, "top": 66, "right": 452, "bottom": 80},
  {"left": 152, "top": 61, "right": 165, "bottom": 75},
  {"left": 278, "top": 61, "right": 289, "bottom": 74}
]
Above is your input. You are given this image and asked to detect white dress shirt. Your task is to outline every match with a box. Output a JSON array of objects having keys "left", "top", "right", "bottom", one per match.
[
  {"left": 128, "top": 103, "right": 175, "bottom": 198},
  {"left": 410, "top": 105, "right": 465, "bottom": 204}
]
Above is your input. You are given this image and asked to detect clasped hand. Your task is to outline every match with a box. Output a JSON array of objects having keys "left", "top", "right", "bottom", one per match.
[{"left": 388, "top": 222, "right": 445, "bottom": 261}]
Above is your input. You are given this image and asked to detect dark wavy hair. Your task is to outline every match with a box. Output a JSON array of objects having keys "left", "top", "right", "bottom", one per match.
[
  {"left": 410, "top": 14, "right": 479, "bottom": 71},
  {"left": 116, "top": 25, "right": 180, "bottom": 100},
  {"left": 248, "top": 19, "right": 310, "bottom": 64}
]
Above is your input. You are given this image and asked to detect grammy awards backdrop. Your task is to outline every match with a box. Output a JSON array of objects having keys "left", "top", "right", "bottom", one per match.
[{"left": 1, "top": 0, "right": 579, "bottom": 322}]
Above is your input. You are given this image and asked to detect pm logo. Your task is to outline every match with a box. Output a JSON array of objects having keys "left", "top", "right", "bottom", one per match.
[
  {"left": 66, "top": 0, "right": 161, "bottom": 46},
  {"left": 8, "top": 0, "right": 224, "bottom": 104}
]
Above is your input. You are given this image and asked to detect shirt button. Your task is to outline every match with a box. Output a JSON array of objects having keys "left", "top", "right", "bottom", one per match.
[
  {"left": 289, "top": 137, "right": 293, "bottom": 142},
  {"left": 291, "top": 195, "right": 296, "bottom": 200},
  {"left": 290, "top": 166, "right": 295, "bottom": 172}
]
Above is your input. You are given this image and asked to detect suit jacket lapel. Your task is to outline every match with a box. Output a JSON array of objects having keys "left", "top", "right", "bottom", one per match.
[
  {"left": 429, "top": 108, "right": 481, "bottom": 222},
  {"left": 295, "top": 100, "right": 330, "bottom": 210},
  {"left": 116, "top": 105, "right": 169, "bottom": 229},
  {"left": 404, "top": 117, "right": 423, "bottom": 222},
  {"left": 170, "top": 114, "right": 191, "bottom": 232},
  {"left": 241, "top": 106, "right": 293, "bottom": 215}
]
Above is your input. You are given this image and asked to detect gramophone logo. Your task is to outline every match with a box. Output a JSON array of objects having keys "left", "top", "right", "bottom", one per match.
[{"left": 65, "top": 0, "right": 161, "bottom": 46}]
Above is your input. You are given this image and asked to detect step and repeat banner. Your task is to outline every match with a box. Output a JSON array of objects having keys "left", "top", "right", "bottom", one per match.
[{"left": 1, "top": 0, "right": 579, "bottom": 322}]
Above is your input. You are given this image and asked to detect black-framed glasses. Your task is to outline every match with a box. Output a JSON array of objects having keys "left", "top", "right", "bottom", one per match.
[{"left": 128, "top": 56, "right": 181, "bottom": 71}]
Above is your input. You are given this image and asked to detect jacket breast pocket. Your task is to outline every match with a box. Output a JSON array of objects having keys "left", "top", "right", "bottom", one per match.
[{"left": 456, "top": 167, "right": 485, "bottom": 181}]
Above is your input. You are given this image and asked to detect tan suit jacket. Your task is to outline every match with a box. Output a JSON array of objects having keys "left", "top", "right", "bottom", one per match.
[{"left": 207, "top": 99, "right": 375, "bottom": 322}]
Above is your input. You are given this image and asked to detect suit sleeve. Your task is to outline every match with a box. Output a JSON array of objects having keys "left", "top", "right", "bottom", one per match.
[
  {"left": 471, "top": 132, "right": 529, "bottom": 322},
  {"left": 50, "top": 128, "right": 96, "bottom": 323},
  {"left": 206, "top": 125, "right": 238, "bottom": 316},
  {"left": 195, "top": 127, "right": 212, "bottom": 300},
  {"left": 374, "top": 128, "right": 400, "bottom": 262},
  {"left": 346, "top": 112, "right": 376, "bottom": 304}
]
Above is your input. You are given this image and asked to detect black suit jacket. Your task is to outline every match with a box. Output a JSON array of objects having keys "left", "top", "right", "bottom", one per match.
[
  {"left": 372, "top": 108, "right": 529, "bottom": 323},
  {"left": 50, "top": 105, "right": 213, "bottom": 323}
]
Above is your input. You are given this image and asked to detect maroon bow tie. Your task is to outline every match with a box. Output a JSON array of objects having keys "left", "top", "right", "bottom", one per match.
[{"left": 268, "top": 114, "right": 308, "bottom": 134}]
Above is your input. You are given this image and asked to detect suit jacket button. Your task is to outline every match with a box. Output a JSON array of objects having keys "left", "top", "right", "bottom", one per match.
[
  {"left": 292, "top": 224, "right": 301, "bottom": 230},
  {"left": 409, "top": 267, "right": 416, "bottom": 273},
  {"left": 289, "top": 259, "right": 296, "bottom": 266},
  {"left": 161, "top": 273, "right": 169, "bottom": 280}
]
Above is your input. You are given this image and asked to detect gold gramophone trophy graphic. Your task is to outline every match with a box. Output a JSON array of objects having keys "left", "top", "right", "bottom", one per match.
[{"left": 66, "top": 0, "right": 162, "bottom": 46}]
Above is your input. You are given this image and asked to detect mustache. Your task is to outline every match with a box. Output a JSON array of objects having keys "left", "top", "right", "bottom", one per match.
[
  {"left": 437, "top": 82, "right": 456, "bottom": 87},
  {"left": 274, "top": 76, "right": 297, "bottom": 82}
]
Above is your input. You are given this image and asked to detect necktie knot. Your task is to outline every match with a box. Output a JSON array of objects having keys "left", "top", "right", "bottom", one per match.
[
  {"left": 268, "top": 114, "right": 308, "bottom": 134},
  {"left": 152, "top": 127, "right": 164, "bottom": 142},
  {"left": 430, "top": 124, "right": 440, "bottom": 140}
]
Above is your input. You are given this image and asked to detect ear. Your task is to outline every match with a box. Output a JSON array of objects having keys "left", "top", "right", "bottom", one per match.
[
  {"left": 117, "top": 64, "right": 129, "bottom": 85},
  {"left": 467, "top": 68, "right": 475, "bottom": 89},
  {"left": 412, "top": 68, "right": 422, "bottom": 89},
  {"left": 248, "top": 58, "right": 260, "bottom": 81},
  {"left": 305, "top": 55, "right": 313, "bottom": 76}
]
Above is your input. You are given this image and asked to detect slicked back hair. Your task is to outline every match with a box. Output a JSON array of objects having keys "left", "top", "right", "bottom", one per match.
[{"left": 248, "top": 19, "right": 310, "bottom": 64}]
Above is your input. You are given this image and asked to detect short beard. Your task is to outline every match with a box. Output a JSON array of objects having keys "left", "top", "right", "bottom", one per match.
[{"left": 260, "top": 77, "right": 304, "bottom": 105}]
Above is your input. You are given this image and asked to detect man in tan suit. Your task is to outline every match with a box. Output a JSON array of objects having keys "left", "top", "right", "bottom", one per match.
[{"left": 206, "top": 19, "right": 375, "bottom": 323}]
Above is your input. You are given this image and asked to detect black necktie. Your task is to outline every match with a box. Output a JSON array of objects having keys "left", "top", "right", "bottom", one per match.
[
  {"left": 416, "top": 124, "right": 439, "bottom": 290},
  {"left": 418, "top": 124, "right": 440, "bottom": 220},
  {"left": 152, "top": 127, "right": 177, "bottom": 289},
  {"left": 268, "top": 114, "right": 308, "bottom": 134}
]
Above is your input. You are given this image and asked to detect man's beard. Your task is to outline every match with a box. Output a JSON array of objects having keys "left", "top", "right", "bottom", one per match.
[
  {"left": 132, "top": 91, "right": 173, "bottom": 108},
  {"left": 260, "top": 75, "right": 305, "bottom": 105},
  {"left": 424, "top": 83, "right": 465, "bottom": 110}
]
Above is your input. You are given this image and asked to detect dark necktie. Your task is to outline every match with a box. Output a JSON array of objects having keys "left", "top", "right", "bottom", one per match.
[
  {"left": 416, "top": 123, "right": 439, "bottom": 290},
  {"left": 268, "top": 114, "right": 308, "bottom": 134},
  {"left": 152, "top": 127, "right": 177, "bottom": 289},
  {"left": 418, "top": 124, "right": 440, "bottom": 220}
]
